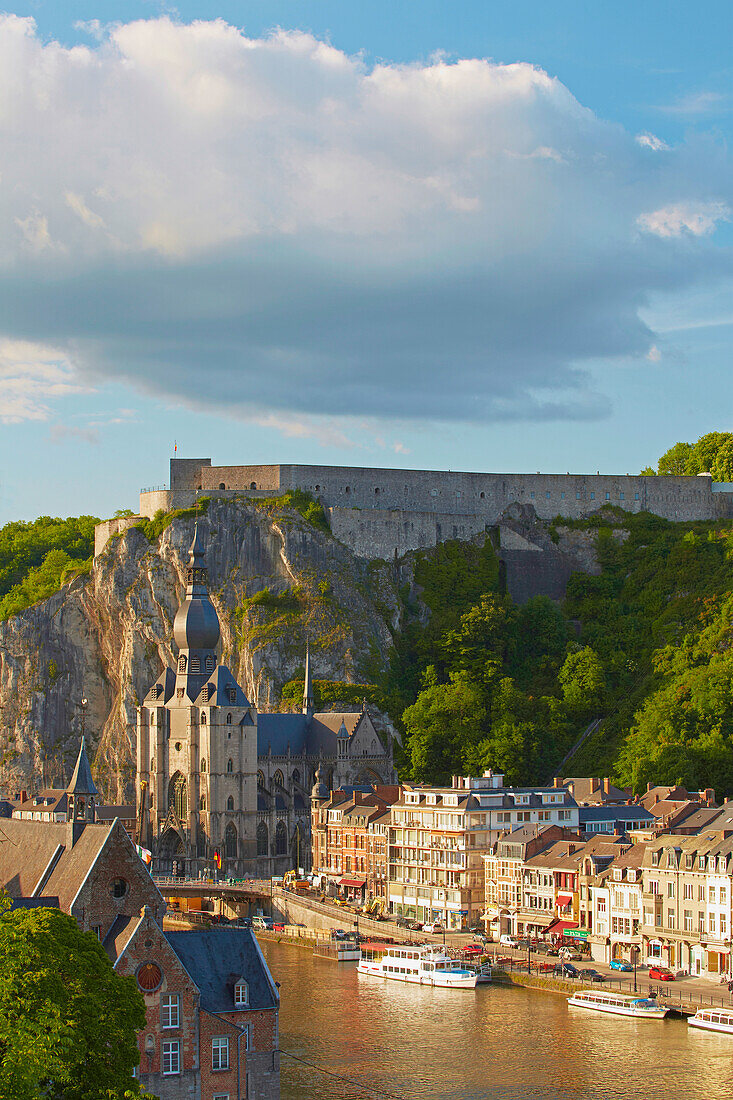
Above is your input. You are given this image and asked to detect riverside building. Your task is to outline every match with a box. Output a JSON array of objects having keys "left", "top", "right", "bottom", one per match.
[{"left": 387, "top": 773, "right": 579, "bottom": 930}]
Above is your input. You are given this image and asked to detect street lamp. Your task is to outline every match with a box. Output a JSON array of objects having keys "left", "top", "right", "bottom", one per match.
[{"left": 633, "top": 945, "right": 638, "bottom": 993}]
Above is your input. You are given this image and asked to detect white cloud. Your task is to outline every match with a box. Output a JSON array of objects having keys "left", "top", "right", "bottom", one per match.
[
  {"left": 0, "top": 15, "right": 729, "bottom": 427},
  {"left": 646, "top": 345, "right": 662, "bottom": 362},
  {"left": 658, "top": 91, "right": 726, "bottom": 116},
  {"left": 635, "top": 132, "right": 670, "bottom": 152},
  {"left": 0, "top": 339, "right": 88, "bottom": 422},
  {"left": 637, "top": 201, "right": 730, "bottom": 238},
  {"left": 49, "top": 423, "right": 100, "bottom": 445}
]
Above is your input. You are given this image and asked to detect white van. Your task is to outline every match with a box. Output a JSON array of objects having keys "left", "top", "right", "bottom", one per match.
[
  {"left": 499, "top": 934, "right": 519, "bottom": 948},
  {"left": 252, "top": 916, "right": 274, "bottom": 931}
]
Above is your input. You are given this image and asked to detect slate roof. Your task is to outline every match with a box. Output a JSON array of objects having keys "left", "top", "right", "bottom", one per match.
[
  {"left": 257, "top": 710, "right": 366, "bottom": 757},
  {"left": 165, "top": 929, "right": 278, "bottom": 1012},
  {"left": 67, "top": 738, "right": 98, "bottom": 796},
  {"left": 579, "top": 806, "right": 654, "bottom": 824},
  {"left": 103, "top": 914, "right": 139, "bottom": 963},
  {"left": 9, "top": 896, "right": 59, "bottom": 910}
]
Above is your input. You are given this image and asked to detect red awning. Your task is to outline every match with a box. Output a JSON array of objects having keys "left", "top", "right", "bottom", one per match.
[
  {"left": 544, "top": 918, "right": 578, "bottom": 935},
  {"left": 339, "top": 877, "right": 366, "bottom": 888},
  {"left": 556, "top": 893, "right": 573, "bottom": 905}
]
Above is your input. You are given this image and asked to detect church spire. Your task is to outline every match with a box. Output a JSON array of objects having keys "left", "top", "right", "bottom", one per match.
[
  {"left": 172, "top": 523, "right": 221, "bottom": 701},
  {"left": 302, "top": 642, "right": 314, "bottom": 717},
  {"left": 67, "top": 736, "right": 98, "bottom": 824}
]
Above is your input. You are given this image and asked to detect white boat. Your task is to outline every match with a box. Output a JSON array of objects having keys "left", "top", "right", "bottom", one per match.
[
  {"left": 358, "top": 945, "right": 478, "bottom": 988},
  {"left": 567, "top": 990, "right": 668, "bottom": 1019},
  {"left": 688, "top": 1009, "right": 733, "bottom": 1034}
]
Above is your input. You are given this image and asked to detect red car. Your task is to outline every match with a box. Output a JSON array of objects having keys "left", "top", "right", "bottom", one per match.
[
  {"left": 648, "top": 966, "right": 675, "bottom": 981},
  {"left": 462, "top": 945, "right": 484, "bottom": 957}
]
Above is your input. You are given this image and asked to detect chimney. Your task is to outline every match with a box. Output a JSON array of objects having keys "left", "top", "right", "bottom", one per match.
[
  {"left": 647, "top": 782, "right": 653, "bottom": 793},
  {"left": 18, "top": 789, "right": 27, "bottom": 803},
  {"left": 591, "top": 778, "right": 599, "bottom": 793},
  {"left": 553, "top": 777, "right": 563, "bottom": 789},
  {"left": 452, "top": 776, "right": 459, "bottom": 789},
  {"left": 603, "top": 778, "right": 611, "bottom": 796}
]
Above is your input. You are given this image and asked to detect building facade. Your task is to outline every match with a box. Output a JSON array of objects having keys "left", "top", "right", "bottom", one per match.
[{"left": 310, "top": 781, "right": 399, "bottom": 903}]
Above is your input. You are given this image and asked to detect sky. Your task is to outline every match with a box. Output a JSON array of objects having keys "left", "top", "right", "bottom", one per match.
[{"left": 1, "top": 1, "right": 732, "bottom": 523}]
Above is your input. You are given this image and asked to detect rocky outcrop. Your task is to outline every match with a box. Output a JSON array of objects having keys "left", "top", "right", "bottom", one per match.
[{"left": 0, "top": 500, "right": 402, "bottom": 799}]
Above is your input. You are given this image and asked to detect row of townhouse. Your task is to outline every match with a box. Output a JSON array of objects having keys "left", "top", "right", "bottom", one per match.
[{"left": 310, "top": 786, "right": 398, "bottom": 902}]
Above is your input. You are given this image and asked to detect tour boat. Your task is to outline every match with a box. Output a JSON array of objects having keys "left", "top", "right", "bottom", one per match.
[
  {"left": 358, "top": 945, "right": 478, "bottom": 988},
  {"left": 567, "top": 990, "right": 668, "bottom": 1019},
  {"left": 688, "top": 1009, "right": 733, "bottom": 1035}
]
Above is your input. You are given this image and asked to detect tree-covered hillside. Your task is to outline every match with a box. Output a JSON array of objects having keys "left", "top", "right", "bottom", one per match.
[{"left": 0, "top": 516, "right": 98, "bottom": 620}]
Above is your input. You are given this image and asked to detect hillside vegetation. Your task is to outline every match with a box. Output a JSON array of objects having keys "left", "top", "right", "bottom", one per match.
[{"left": 0, "top": 516, "right": 98, "bottom": 621}]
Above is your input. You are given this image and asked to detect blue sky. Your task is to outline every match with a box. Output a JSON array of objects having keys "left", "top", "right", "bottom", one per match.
[{"left": 1, "top": 1, "right": 732, "bottom": 523}]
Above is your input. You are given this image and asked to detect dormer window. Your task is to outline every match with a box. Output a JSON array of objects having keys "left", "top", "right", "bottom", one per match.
[
  {"left": 234, "top": 979, "right": 248, "bottom": 1007},
  {"left": 227, "top": 686, "right": 236, "bottom": 704}
]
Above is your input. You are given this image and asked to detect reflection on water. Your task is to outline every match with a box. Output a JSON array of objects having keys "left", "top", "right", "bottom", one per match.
[{"left": 261, "top": 941, "right": 733, "bottom": 1100}]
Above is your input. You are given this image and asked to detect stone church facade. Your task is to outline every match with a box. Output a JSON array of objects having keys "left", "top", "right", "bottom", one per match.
[{"left": 136, "top": 528, "right": 396, "bottom": 878}]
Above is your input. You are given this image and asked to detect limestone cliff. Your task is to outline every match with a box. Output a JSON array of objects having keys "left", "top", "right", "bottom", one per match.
[{"left": 0, "top": 500, "right": 402, "bottom": 799}]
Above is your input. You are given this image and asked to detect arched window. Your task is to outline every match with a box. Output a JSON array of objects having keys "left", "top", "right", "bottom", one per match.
[
  {"left": 227, "top": 758, "right": 233, "bottom": 773},
  {"left": 257, "top": 822, "right": 268, "bottom": 856},
  {"left": 273, "top": 769, "right": 284, "bottom": 788},
  {"left": 225, "top": 822, "right": 237, "bottom": 858},
  {"left": 219, "top": 482, "right": 226, "bottom": 490},
  {"left": 227, "top": 795, "right": 234, "bottom": 811},
  {"left": 292, "top": 769, "right": 300, "bottom": 786},
  {"left": 178, "top": 655, "right": 187, "bottom": 673},
  {"left": 257, "top": 770, "right": 265, "bottom": 788},
  {"left": 227, "top": 713, "right": 232, "bottom": 725},
  {"left": 250, "top": 481, "right": 257, "bottom": 490},
  {"left": 199, "top": 795, "right": 206, "bottom": 811},
  {"left": 201, "top": 712, "right": 207, "bottom": 725},
  {"left": 190, "top": 656, "right": 200, "bottom": 674},
  {"left": 205, "top": 655, "right": 215, "bottom": 672},
  {"left": 168, "top": 773, "right": 187, "bottom": 821},
  {"left": 275, "top": 821, "right": 287, "bottom": 855},
  {"left": 201, "top": 758, "right": 207, "bottom": 772}
]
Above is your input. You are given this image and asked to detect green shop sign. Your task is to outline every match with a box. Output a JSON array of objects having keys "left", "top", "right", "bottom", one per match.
[{"left": 563, "top": 928, "right": 589, "bottom": 939}]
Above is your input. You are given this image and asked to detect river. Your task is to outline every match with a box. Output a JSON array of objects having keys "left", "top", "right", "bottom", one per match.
[{"left": 260, "top": 941, "right": 733, "bottom": 1100}]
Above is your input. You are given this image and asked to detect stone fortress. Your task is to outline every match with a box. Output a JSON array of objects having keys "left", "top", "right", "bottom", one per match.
[{"left": 97, "top": 457, "right": 733, "bottom": 562}]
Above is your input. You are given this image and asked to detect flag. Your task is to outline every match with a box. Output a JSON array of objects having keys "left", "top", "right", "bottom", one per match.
[
  {"left": 214, "top": 849, "right": 222, "bottom": 870},
  {"left": 136, "top": 845, "right": 152, "bottom": 866}
]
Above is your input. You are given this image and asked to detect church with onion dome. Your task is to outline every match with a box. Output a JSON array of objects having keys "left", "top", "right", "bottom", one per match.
[{"left": 136, "top": 526, "right": 395, "bottom": 878}]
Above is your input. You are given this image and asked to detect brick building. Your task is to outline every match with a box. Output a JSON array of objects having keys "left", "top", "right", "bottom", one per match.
[{"left": 310, "top": 778, "right": 399, "bottom": 903}]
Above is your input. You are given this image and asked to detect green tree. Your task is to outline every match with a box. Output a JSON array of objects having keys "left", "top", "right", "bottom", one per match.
[
  {"left": 657, "top": 441, "right": 693, "bottom": 476},
  {"left": 0, "top": 905, "right": 147, "bottom": 1100},
  {"left": 687, "top": 431, "right": 733, "bottom": 476},
  {"left": 557, "top": 646, "right": 607, "bottom": 721},
  {"left": 403, "top": 670, "right": 487, "bottom": 783}
]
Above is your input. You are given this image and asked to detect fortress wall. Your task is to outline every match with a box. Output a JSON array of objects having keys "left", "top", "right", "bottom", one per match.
[
  {"left": 199, "top": 464, "right": 282, "bottom": 493},
  {"left": 328, "top": 507, "right": 487, "bottom": 559},
  {"left": 169, "top": 457, "right": 211, "bottom": 491},
  {"left": 94, "top": 515, "right": 141, "bottom": 556}
]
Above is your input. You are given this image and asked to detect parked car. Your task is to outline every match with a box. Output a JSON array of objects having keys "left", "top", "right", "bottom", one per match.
[
  {"left": 462, "top": 944, "right": 484, "bottom": 957},
  {"left": 559, "top": 948, "right": 584, "bottom": 961},
  {"left": 536, "top": 961, "right": 556, "bottom": 973},
  {"left": 553, "top": 963, "right": 579, "bottom": 978},
  {"left": 330, "top": 928, "right": 349, "bottom": 940},
  {"left": 499, "top": 934, "right": 519, "bottom": 948},
  {"left": 251, "top": 916, "right": 274, "bottom": 931},
  {"left": 422, "top": 922, "right": 444, "bottom": 934},
  {"left": 579, "top": 968, "right": 605, "bottom": 983},
  {"left": 648, "top": 966, "right": 675, "bottom": 981},
  {"left": 393, "top": 916, "right": 411, "bottom": 928},
  {"left": 272, "top": 921, "right": 286, "bottom": 931},
  {"left": 609, "top": 959, "right": 633, "bottom": 972},
  {"left": 546, "top": 946, "right": 560, "bottom": 956},
  {"left": 407, "top": 920, "right": 423, "bottom": 930}
]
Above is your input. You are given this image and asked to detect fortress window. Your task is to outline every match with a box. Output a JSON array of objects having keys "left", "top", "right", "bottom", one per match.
[
  {"left": 480, "top": 492, "right": 485, "bottom": 499},
  {"left": 315, "top": 484, "right": 320, "bottom": 491},
  {"left": 619, "top": 492, "right": 625, "bottom": 500},
  {"left": 178, "top": 656, "right": 187, "bottom": 673},
  {"left": 605, "top": 492, "right": 610, "bottom": 500},
  {"left": 576, "top": 492, "right": 581, "bottom": 499},
  {"left": 345, "top": 486, "right": 350, "bottom": 494},
  {"left": 227, "top": 759, "right": 233, "bottom": 773},
  {"left": 375, "top": 487, "right": 380, "bottom": 494},
  {"left": 545, "top": 491, "right": 550, "bottom": 499},
  {"left": 430, "top": 489, "right": 438, "bottom": 497},
  {"left": 250, "top": 481, "right": 257, "bottom": 489},
  {"left": 635, "top": 493, "right": 640, "bottom": 501},
  {"left": 530, "top": 492, "right": 535, "bottom": 499},
  {"left": 219, "top": 482, "right": 226, "bottom": 490},
  {"left": 590, "top": 492, "right": 595, "bottom": 500},
  {"left": 560, "top": 492, "right": 565, "bottom": 500},
  {"left": 456, "top": 490, "right": 461, "bottom": 498}
]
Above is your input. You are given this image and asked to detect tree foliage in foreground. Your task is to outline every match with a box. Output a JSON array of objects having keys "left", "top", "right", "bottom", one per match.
[
  {"left": 642, "top": 430, "right": 733, "bottom": 482},
  {"left": 0, "top": 903, "right": 149, "bottom": 1100},
  {"left": 0, "top": 515, "right": 98, "bottom": 620}
]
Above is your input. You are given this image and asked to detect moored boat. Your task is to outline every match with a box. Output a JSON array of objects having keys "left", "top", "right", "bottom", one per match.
[
  {"left": 567, "top": 990, "right": 668, "bottom": 1019},
  {"left": 688, "top": 1009, "right": 733, "bottom": 1035},
  {"left": 358, "top": 945, "right": 478, "bottom": 988}
]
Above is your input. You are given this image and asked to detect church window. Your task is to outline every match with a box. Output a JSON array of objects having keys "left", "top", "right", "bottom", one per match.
[
  {"left": 191, "top": 657, "right": 200, "bottom": 674},
  {"left": 274, "top": 769, "right": 284, "bottom": 788},
  {"left": 257, "top": 822, "right": 268, "bottom": 856},
  {"left": 200, "top": 795, "right": 206, "bottom": 811},
  {"left": 176, "top": 688, "right": 184, "bottom": 700},
  {"left": 201, "top": 712, "right": 207, "bottom": 724},
  {"left": 225, "top": 823, "right": 237, "bottom": 858},
  {"left": 257, "top": 770, "right": 265, "bottom": 788},
  {"left": 178, "top": 656, "right": 187, "bottom": 673},
  {"left": 169, "top": 773, "right": 187, "bottom": 820},
  {"left": 227, "top": 796, "right": 234, "bottom": 811},
  {"left": 227, "top": 759, "right": 233, "bottom": 773},
  {"left": 275, "top": 821, "right": 287, "bottom": 855},
  {"left": 206, "top": 655, "right": 215, "bottom": 672},
  {"left": 227, "top": 713, "right": 232, "bottom": 725},
  {"left": 112, "top": 877, "right": 128, "bottom": 899},
  {"left": 292, "top": 769, "right": 300, "bottom": 785},
  {"left": 201, "top": 758, "right": 206, "bottom": 772}
]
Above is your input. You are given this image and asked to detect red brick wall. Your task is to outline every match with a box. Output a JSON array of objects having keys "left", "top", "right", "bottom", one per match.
[{"left": 71, "top": 821, "right": 164, "bottom": 938}]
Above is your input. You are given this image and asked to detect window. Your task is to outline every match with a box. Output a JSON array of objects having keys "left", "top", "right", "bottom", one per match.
[
  {"left": 201, "top": 758, "right": 207, "bottom": 772},
  {"left": 212, "top": 1037, "right": 229, "bottom": 1071},
  {"left": 227, "top": 759, "right": 233, "bottom": 774},
  {"left": 722, "top": 888, "right": 728, "bottom": 905},
  {"left": 111, "top": 877, "right": 127, "bottom": 899},
  {"left": 163, "top": 1041, "right": 180, "bottom": 1075},
  {"left": 234, "top": 979, "right": 248, "bottom": 1007},
  {"left": 161, "top": 993, "right": 180, "bottom": 1029},
  {"left": 191, "top": 657, "right": 200, "bottom": 674},
  {"left": 206, "top": 655, "right": 215, "bottom": 672},
  {"left": 576, "top": 492, "right": 581, "bottom": 500},
  {"left": 605, "top": 492, "right": 610, "bottom": 500},
  {"left": 619, "top": 492, "right": 624, "bottom": 500},
  {"left": 699, "top": 884, "right": 706, "bottom": 901},
  {"left": 545, "top": 491, "right": 550, "bottom": 499},
  {"left": 684, "top": 883, "right": 693, "bottom": 900},
  {"left": 667, "top": 910, "right": 675, "bottom": 929},
  {"left": 201, "top": 712, "right": 207, "bottom": 724},
  {"left": 227, "top": 713, "right": 232, "bottom": 725},
  {"left": 178, "top": 656, "right": 186, "bottom": 673},
  {"left": 227, "top": 795, "right": 234, "bottom": 811},
  {"left": 213, "top": 1095, "right": 230, "bottom": 1100},
  {"left": 684, "top": 910, "right": 693, "bottom": 932},
  {"left": 667, "top": 882, "right": 675, "bottom": 898},
  {"left": 590, "top": 492, "right": 595, "bottom": 500},
  {"left": 530, "top": 491, "right": 535, "bottom": 499},
  {"left": 710, "top": 914, "right": 717, "bottom": 934},
  {"left": 634, "top": 493, "right": 640, "bottom": 501},
  {"left": 560, "top": 492, "right": 565, "bottom": 500},
  {"left": 257, "top": 822, "right": 268, "bottom": 856},
  {"left": 710, "top": 886, "right": 717, "bottom": 903},
  {"left": 225, "top": 822, "right": 237, "bottom": 858}
]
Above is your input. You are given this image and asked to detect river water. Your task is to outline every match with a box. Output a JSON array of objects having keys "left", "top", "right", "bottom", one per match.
[{"left": 260, "top": 941, "right": 733, "bottom": 1100}]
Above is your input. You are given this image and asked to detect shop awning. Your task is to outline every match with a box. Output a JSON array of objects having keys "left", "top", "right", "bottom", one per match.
[
  {"left": 544, "top": 918, "right": 578, "bottom": 935},
  {"left": 339, "top": 877, "right": 366, "bottom": 888},
  {"left": 556, "top": 893, "right": 573, "bottom": 905}
]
